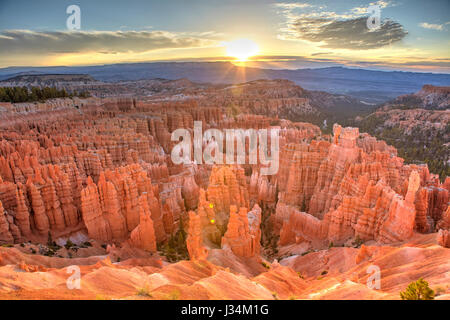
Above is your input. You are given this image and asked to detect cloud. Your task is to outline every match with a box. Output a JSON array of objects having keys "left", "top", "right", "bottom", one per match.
[
  {"left": 0, "top": 30, "right": 219, "bottom": 55},
  {"left": 351, "top": 0, "right": 395, "bottom": 15},
  {"left": 311, "top": 52, "right": 332, "bottom": 56},
  {"left": 419, "top": 22, "right": 444, "bottom": 31},
  {"left": 291, "top": 17, "right": 407, "bottom": 50},
  {"left": 275, "top": 1, "right": 406, "bottom": 50},
  {"left": 273, "top": 3, "right": 312, "bottom": 10}
]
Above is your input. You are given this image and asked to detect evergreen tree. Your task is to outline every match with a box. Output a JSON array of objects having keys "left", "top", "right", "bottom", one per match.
[{"left": 400, "top": 278, "right": 435, "bottom": 300}]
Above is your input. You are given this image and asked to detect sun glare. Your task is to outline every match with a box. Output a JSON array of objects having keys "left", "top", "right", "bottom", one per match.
[{"left": 225, "top": 39, "right": 259, "bottom": 61}]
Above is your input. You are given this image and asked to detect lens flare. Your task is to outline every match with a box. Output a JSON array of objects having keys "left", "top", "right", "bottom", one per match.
[{"left": 225, "top": 38, "right": 259, "bottom": 61}]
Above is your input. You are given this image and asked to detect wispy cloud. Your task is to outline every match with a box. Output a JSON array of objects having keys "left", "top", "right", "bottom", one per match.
[
  {"left": 0, "top": 29, "right": 219, "bottom": 55},
  {"left": 419, "top": 22, "right": 445, "bottom": 31},
  {"left": 351, "top": 0, "right": 395, "bottom": 15},
  {"left": 273, "top": 3, "right": 312, "bottom": 10}
]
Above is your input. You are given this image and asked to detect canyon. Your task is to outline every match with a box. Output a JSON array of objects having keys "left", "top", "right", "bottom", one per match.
[
  {"left": 354, "top": 85, "right": 449, "bottom": 179},
  {"left": 0, "top": 80, "right": 448, "bottom": 300}
]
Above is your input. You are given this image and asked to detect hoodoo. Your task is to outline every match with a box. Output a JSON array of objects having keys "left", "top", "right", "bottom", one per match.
[{"left": 0, "top": 82, "right": 448, "bottom": 301}]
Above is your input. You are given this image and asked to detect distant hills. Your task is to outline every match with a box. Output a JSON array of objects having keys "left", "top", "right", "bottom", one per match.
[
  {"left": 0, "top": 62, "right": 449, "bottom": 103},
  {"left": 352, "top": 84, "right": 449, "bottom": 178},
  {"left": 379, "top": 84, "right": 450, "bottom": 110}
]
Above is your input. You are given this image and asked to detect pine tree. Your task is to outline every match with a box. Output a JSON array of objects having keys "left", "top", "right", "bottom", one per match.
[{"left": 400, "top": 278, "right": 435, "bottom": 300}]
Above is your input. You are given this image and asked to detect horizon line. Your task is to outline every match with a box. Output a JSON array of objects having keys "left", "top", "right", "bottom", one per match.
[{"left": 1, "top": 60, "right": 450, "bottom": 75}]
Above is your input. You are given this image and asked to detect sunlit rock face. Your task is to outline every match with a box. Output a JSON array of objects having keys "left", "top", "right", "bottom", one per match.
[
  {"left": 0, "top": 83, "right": 448, "bottom": 300},
  {"left": 276, "top": 124, "right": 449, "bottom": 246},
  {"left": 0, "top": 95, "right": 448, "bottom": 248},
  {"left": 186, "top": 210, "right": 208, "bottom": 260},
  {"left": 221, "top": 204, "right": 262, "bottom": 258},
  {"left": 128, "top": 194, "right": 157, "bottom": 252}
]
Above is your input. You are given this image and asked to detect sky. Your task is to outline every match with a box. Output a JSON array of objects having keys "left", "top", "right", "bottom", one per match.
[{"left": 0, "top": 0, "right": 449, "bottom": 72}]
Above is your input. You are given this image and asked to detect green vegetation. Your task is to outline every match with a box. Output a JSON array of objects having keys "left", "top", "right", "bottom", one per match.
[
  {"left": 261, "top": 261, "right": 271, "bottom": 270},
  {"left": 0, "top": 86, "right": 90, "bottom": 103},
  {"left": 288, "top": 94, "right": 377, "bottom": 135},
  {"left": 64, "top": 239, "right": 75, "bottom": 250},
  {"left": 260, "top": 205, "right": 279, "bottom": 257},
  {"left": 44, "top": 232, "right": 62, "bottom": 256},
  {"left": 353, "top": 114, "right": 449, "bottom": 181},
  {"left": 400, "top": 278, "right": 435, "bottom": 300},
  {"left": 81, "top": 241, "right": 92, "bottom": 248},
  {"left": 158, "top": 218, "right": 189, "bottom": 262}
]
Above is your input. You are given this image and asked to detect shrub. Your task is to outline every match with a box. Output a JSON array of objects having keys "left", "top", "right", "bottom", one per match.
[
  {"left": 400, "top": 278, "right": 435, "bottom": 300},
  {"left": 301, "top": 250, "right": 312, "bottom": 256},
  {"left": 137, "top": 287, "right": 152, "bottom": 297},
  {"left": 65, "top": 239, "right": 75, "bottom": 250},
  {"left": 159, "top": 223, "right": 189, "bottom": 262},
  {"left": 83, "top": 241, "right": 92, "bottom": 247}
]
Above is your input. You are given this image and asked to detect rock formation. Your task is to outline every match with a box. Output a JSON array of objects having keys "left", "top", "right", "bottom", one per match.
[
  {"left": 128, "top": 194, "right": 157, "bottom": 252},
  {"left": 437, "top": 229, "right": 450, "bottom": 248},
  {"left": 276, "top": 124, "right": 448, "bottom": 246},
  {"left": 0, "top": 201, "right": 13, "bottom": 243},
  {"left": 221, "top": 204, "right": 262, "bottom": 258},
  {"left": 186, "top": 210, "right": 209, "bottom": 260},
  {"left": 0, "top": 91, "right": 447, "bottom": 272},
  {"left": 0, "top": 82, "right": 448, "bottom": 301}
]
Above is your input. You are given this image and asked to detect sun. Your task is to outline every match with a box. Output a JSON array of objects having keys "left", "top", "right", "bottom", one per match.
[{"left": 225, "top": 39, "right": 259, "bottom": 61}]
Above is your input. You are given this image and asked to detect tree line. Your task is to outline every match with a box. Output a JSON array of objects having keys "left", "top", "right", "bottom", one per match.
[{"left": 0, "top": 86, "right": 90, "bottom": 103}]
